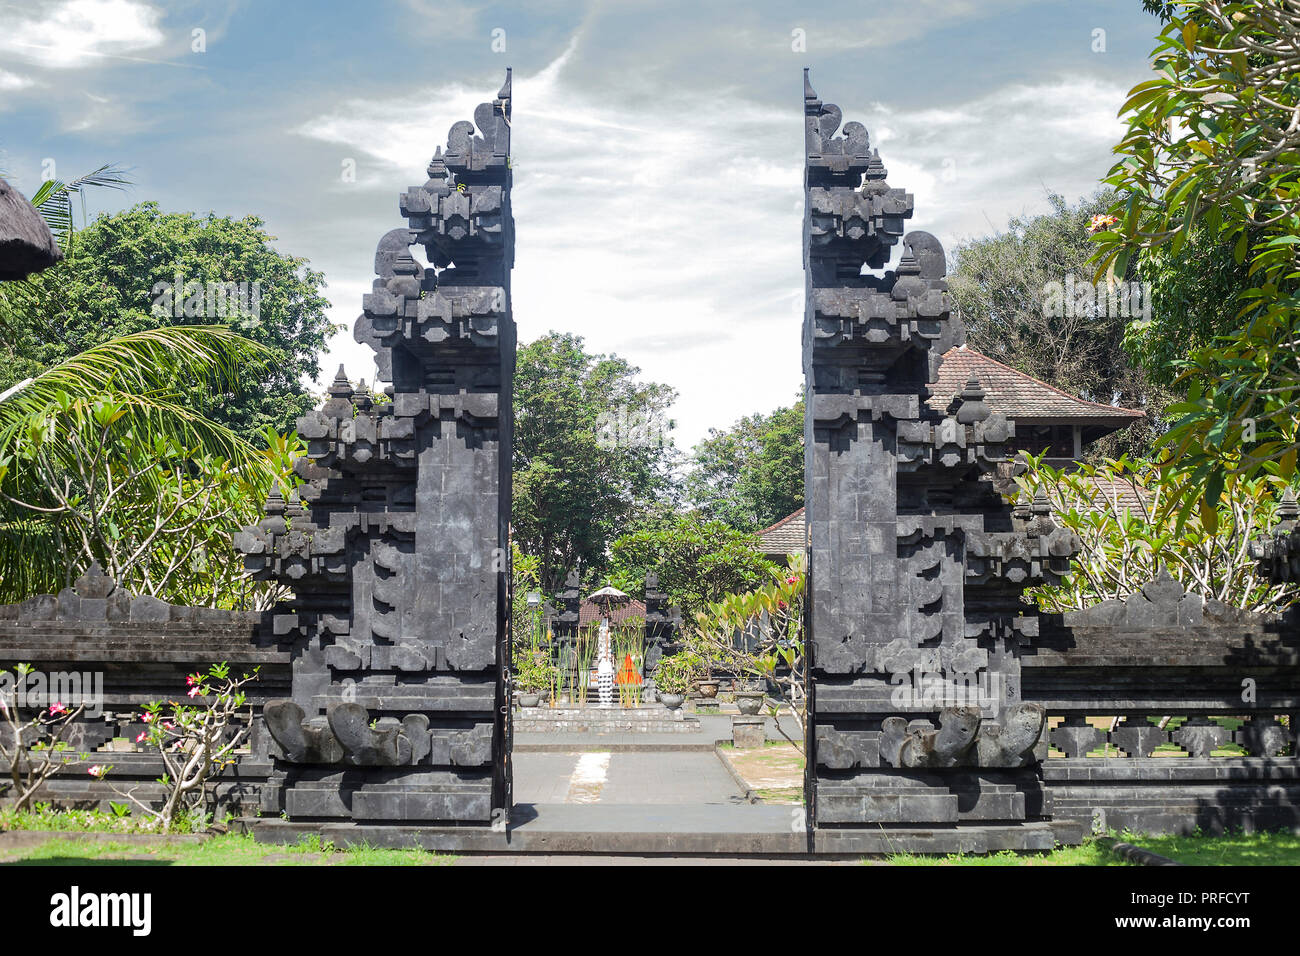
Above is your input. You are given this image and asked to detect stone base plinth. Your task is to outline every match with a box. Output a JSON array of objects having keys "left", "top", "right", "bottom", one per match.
[{"left": 731, "top": 715, "right": 766, "bottom": 749}]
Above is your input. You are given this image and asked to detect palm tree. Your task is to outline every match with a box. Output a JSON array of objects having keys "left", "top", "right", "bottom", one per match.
[
  {"left": 0, "top": 164, "right": 280, "bottom": 602},
  {"left": 0, "top": 327, "right": 276, "bottom": 602}
]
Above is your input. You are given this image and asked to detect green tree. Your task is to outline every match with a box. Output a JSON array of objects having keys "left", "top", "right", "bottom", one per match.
[
  {"left": 948, "top": 190, "right": 1162, "bottom": 459},
  {"left": 512, "top": 332, "right": 678, "bottom": 592},
  {"left": 1093, "top": 1, "right": 1300, "bottom": 508},
  {"left": 607, "top": 512, "right": 775, "bottom": 621},
  {"left": 1014, "top": 453, "right": 1295, "bottom": 614},
  {"left": 1130, "top": 225, "right": 1252, "bottom": 391},
  {"left": 685, "top": 397, "right": 805, "bottom": 531},
  {"left": 0, "top": 202, "right": 337, "bottom": 442},
  {"left": 0, "top": 327, "right": 287, "bottom": 605}
]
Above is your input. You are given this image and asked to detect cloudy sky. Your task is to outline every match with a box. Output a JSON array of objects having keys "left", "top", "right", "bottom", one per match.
[{"left": 0, "top": 0, "right": 1164, "bottom": 450}]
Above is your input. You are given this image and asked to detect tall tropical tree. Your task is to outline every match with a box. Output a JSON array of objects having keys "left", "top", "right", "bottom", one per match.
[
  {"left": 1, "top": 163, "right": 287, "bottom": 604},
  {"left": 684, "top": 397, "right": 805, "bottom": 532},
  {"left": 0, "top": 326, "right": 280, "bottom": 603},
  {"left": 1093, "top": 1, "right": 1300, "bottom": 512},
  {"left": 512, "top": 332, "right": 678, "bottom": 592}
]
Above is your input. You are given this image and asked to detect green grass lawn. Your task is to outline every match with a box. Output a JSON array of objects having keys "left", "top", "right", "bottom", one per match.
[
  {"left": 882, "top": 829, "right": 1300, "bottom": 866},
  {"left": 1124, "top": 829, "right": 1300, "bottom": 866},
  {"left": 3, "top": 807, "right": 1295, "bottom": 866},
  {"left": 885, "top": 842, "right": 1124, "bottom": 866},
  {"left": 0, "top": 831, "right": 456, "bottom": 866}
]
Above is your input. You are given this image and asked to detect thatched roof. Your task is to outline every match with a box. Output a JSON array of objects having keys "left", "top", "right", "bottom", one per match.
[{"left": 0, "top": 178, "right": 62, "bottom": 280}]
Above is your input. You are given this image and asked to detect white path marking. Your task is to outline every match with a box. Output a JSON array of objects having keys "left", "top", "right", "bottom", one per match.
[{"left": 564, "top": 752, "right": 611, "bottom": 804}]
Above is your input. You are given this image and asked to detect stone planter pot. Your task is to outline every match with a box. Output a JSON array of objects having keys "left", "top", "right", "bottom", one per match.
[
  {"left": 519, "top": 693, "right": 540, "bottom": 708},
  {"left": 697, "top": 680, "right": 720, "bottom": 699},
  {"left": 659, "top": 693, "right": 685, "bottom": 710},
  {"left": 735, "top": 691, "right": 765, "bottom": 716}
]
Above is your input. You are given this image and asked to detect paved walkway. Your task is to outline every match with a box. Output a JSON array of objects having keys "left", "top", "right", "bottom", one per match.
[
  {"left": 514, "top": 750, "right": 747, "bottom": 805},
  {"left": 499, "top": 710, "right": 808, "bottom": 860}
]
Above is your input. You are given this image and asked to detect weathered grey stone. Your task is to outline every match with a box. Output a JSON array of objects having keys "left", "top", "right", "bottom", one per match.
[
  {"left": 803, "top": 70, "right": 1056, "bottom": 830},
  {"left": 732, "top": 715, "right": 766, "bottom": 749},
  {"left": 236, "top": 74, "right": 514, "bottom": 825}
]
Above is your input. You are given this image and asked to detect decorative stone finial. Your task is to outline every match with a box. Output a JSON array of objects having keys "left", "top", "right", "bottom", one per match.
[
  {"left": 804, "top": 67, "right": 820, "bottom": 109},
  {"left": 1278, "top": 487, "right": 1298, "bottom": 523},
  {"left": 1032, "top": 487, "right": 1051, "bottom": 515},
  {"left": 74, "top": 561, "right": 115, "bottom": 599},
  {"left": 354, "top": 379, "right": 373, "bottom": 414},
  {"left": 955, "top": 373, "right": 992, "bottom": 425},
  {"left": 328, "top": 365, "right": 353, "bottom": 399},
  {"left": 426, "top": 146, "right": 448, "bottom": 181}
]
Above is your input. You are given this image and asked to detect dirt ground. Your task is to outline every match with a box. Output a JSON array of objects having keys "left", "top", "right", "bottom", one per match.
[{"left": 720, "top": 743, "right": 805, "bottom": 804}]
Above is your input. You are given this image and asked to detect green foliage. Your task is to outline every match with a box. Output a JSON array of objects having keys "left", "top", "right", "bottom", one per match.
[
  {"left": 1093, "top": 2, "right": 1300, "bottom": 507},
  {"left": 512, "top": 649, "right": 557, "bottom": 695},
  {"left": 651, "top": 652, "right": 697, "bottom": 696},
  {"left": 684, "top": 396, "right": 804, "bottom": 531},
  {"left": 0, "top": 331, "right": 301, "bottom": 606},
  {"left": 1130, "top": 224, "right": 1253, "bottom": 391},
  {"left": 1014, "top": 452, "right": 1296, "bottom": 613},
  {"left": 116, "top": 663, "right": 260, "bottom": 832},
  {"left": 510, "top": 541, "right": 545, "bottom": 651},
  {"left": 0, "top": 202, "right": 337, "bottom": 442},
  {"left": 948, "top": 190, "right": 1162, "bottom": 459},
  {"left": 512, "top": 332, "right": 678, "bottom": 591},
  {"left": 608, "top": 512, "right": 775, "bottom": 621},
  {"left": 23, "top": 163, "right": 131, "bottom": 243},
  {"left": 690, "top": 553, "right": 807, "bottom": 747},
  {"left": 0, "top": 663, "right": 92, "bottom": 812}
]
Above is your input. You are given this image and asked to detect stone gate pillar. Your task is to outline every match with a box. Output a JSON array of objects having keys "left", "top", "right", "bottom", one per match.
[
  {"left": 238, "top": 73, "right": 515, "bottom": 826},
  {"left": 801, "top": 71, "right": 1076, "bottom": 849}
]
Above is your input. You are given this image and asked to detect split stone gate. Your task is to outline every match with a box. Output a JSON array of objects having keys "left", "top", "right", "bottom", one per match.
[{"left": 3, "top": 72, "right": 1296, "bottom": 852}]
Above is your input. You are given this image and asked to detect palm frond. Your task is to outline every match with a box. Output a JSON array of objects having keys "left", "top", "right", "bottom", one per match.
[
  {"left": 0, "top": 510, "right": 66, "bottom": 601},
  {"left": 29, "top": 163, "right": 132, "bottom": 240},
  {"left": 0, "top": 326, "right": 276, "bottom": 480}
]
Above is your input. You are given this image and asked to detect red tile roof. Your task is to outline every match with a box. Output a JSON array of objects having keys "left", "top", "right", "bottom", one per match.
[
  {"left": 758, "top": 476, "right": 1153, "bottom": 557},
  {"left": 578, "top": 598, "right": 646, "bottom": 626},
  {"left": 929, "top": 346, "right": 1146, "bottom": 423},
  {"left": 757, "top": 508, "right": 806, "bottom": 556}
]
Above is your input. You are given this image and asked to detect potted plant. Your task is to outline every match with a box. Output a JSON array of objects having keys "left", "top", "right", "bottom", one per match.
[
  {"left": 652, "top": 655, "right": 692, "bottom": 710},
  {"left": 682, "top": 630, "right": 718, "bottom": 698},
  {"left": 514, "top": 652, "right": 555, "bottom": 708}
]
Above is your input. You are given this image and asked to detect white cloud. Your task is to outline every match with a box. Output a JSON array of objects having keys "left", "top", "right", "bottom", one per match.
[
  {"left": 297, "top": 43, "right": 1129, "bottom": 450},
  {"left": 0, "top": 68, "right": 35, "bottom": 91},
  {"left": 0, "top": 0, "right": 165, "bottom": 69},
  {"left": 847, "top": 76, "right": 1129, "bottom": 247}
]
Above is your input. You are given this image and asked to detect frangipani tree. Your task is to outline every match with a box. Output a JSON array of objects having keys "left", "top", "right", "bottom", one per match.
[
  {"left": 1093, "top": 2, "right": 1300, "bottom": 514},
  {"left": 691, "top": 552, "right": 807, "bottom": 750},
  {"left": 0, "top": 326, "right": 289, "bottom": 606}
]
